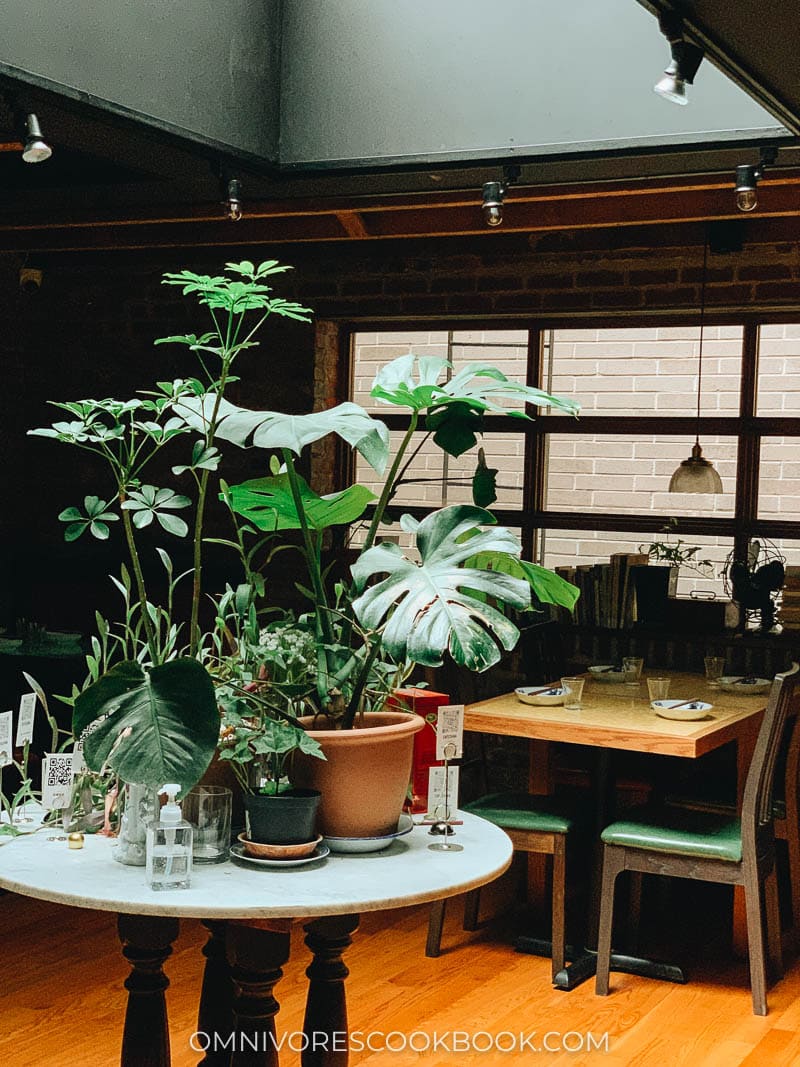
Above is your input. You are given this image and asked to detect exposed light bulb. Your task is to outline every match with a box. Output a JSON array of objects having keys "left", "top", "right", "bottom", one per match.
[
  {"left": 484, "top": 205, "right": 503, "bottom": 227},
  {"left": 225, "top": 178, "right": 243, "bottom": 221},
  {"left": 736, "top": 187, "right": 758, "bottom": 213},
  {"left": 653, "top": 62, "right": 688, "bottom": 105}
]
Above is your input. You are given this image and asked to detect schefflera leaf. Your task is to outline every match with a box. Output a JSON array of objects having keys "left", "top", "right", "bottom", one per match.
[{"left": 350, "top": 504, "right": 531, "bottom": 671}]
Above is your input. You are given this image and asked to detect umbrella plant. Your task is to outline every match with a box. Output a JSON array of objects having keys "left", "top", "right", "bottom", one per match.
[{"left": 29, "top": 259, "right": 581, "bottom": 792}]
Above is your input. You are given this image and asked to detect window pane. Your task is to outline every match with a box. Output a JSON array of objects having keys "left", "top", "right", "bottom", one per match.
[
  {"left": 545, "top": 326, "right": 743, "bottom": 417},
  {"left": 757, "top": 324, "right": 800, "bottom": 416},
  {"left": 758, "top": 438, "right": 800, "bottom": 519},
  {"left": 540, "top": 529, "right": 732, "bottom": 601},
  {"left": 354, "top": 430, "right": 524, "bottom": 511},
  {"left": 545, "top": 434, "right": 737, "bottom": 517},
  {"left": 352, "top": 329, "right": 530, "bottom": 414}
]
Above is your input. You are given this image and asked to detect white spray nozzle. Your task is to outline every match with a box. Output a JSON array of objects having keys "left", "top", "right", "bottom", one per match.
[{"left": 158, "top": 783, "right": 183, "bottom": 824}]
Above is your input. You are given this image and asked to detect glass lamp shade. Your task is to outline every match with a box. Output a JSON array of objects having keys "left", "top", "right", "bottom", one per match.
[{"left": 668, "top": 442, "right": 723, "bottom": 493}]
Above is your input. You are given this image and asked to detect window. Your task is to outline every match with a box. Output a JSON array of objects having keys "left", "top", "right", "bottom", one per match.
[{"left": 348, "top": 319, "right": 800, "bottom": 619}]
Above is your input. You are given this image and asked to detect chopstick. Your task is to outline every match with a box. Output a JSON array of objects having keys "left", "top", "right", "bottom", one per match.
[
  {"left": 523, "top": 683, "right": 561, "bottom": 695},
  {"left": 667, "top": 699, "right": 701, "bottom": 711}
]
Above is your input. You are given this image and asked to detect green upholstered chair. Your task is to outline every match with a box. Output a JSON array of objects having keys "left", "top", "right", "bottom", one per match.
[
  {"left": 595, "top": 662, "right": 800, "bottom": 1016},
  {"left": 426, "top": 791, "right": 583, "bottom": 980}
]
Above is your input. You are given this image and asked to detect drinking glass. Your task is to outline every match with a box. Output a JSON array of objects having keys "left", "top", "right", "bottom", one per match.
[
  {"left": 622, "top": 657, "right": 644, "bottom": 686},
  {"left": 183, "top": 785, "right": 233, "bottom": 864},
  {"left": 561, "top": 676, "right": 586, "bottom": 710},
  {"left": 704, "top": 656, "right": 726, "bottom": 689},
  {"left": 647, "top": 677, "right": 671, "bottom": 703}
]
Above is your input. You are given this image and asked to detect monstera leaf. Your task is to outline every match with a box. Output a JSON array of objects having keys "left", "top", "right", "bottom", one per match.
[
  {"left": 176, "top": 396, "right": 390, "bottom": 475},
  {"left": 351, "top": 505, "right": 531, "bottom": 671},
  {"left": 73, "top": 658, "right": 219, "bottom": 790},
  {"left": 226, "top": 472, "right": 375, "bottom": 531},
  {"left": 371, "top": 354, "right": 580, "bottom": 457}
]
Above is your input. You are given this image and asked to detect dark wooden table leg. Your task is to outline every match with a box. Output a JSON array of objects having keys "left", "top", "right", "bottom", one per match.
[
  {"left": 197, "top": 920, "right": 233, "bottom": 1066},
  {"left": 227, "top": 921, "right": 291, "bottom": 1067},
  {"left": 302, "top": 914, "right": 360, "bottom": 1067},
  {"left": 117, "top": 913, "right": 180, "bottom": 1067}
]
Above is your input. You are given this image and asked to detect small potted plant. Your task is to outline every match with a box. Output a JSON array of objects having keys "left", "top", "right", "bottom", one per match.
[{"left": 633, "top": 519, "right": 714, "bottom": 626}]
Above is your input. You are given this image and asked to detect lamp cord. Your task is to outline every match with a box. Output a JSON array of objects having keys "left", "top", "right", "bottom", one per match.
[{"left": 695, "top": 237, "right": 708, "bottom": 446}]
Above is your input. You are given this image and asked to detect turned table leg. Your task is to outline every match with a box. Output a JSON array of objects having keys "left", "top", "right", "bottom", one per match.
[
  {"left": 227, "top": 922, "right": 291, "bottom": 1067},
  {"left": 197, "top": 920, "right": 233, "bottom": 1066},
  {"left": 302, "top": 914, "right": 360, "bottom": 1067},
  {"left": 117, "top": 914, "right": 180, "bottom": 1067}
]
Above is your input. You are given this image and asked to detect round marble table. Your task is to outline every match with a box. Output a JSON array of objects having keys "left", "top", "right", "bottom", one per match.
[{"left": 0, "top": 813, "right": 511, "bottom": 1067}]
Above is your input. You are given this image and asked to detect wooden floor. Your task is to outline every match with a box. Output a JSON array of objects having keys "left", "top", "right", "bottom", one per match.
[{"left": 3, "top": 882, "right": 800, "bottom": 1067}]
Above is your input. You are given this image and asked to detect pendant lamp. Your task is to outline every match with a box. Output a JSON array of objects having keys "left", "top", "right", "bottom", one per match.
[{"left": 668, "top": 238, "right": 724, "bottom": 493}]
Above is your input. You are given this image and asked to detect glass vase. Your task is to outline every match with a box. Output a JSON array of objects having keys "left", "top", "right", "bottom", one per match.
[{"left": 113, "top": 782, "right": 158, "bottom": 865}]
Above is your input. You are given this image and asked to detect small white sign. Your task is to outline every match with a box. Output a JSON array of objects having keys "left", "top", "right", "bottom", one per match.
[
  {"left": 435, "top": 704, "right": 464, "bottom": 760},
  {"left": 15, "top": 693, "right": 37, "bottom": 747},
  {"left": 41, "top": 753, "right": 75, "bottom": 810},
  {"left": 0, "top": 711, "right": 12, "bottom": 767},
  {"left": 427, "top": 765, "right": 460, "bottom": 821},
  {"left": 72, "top": 740, "right": 85, "bottom": 777}
]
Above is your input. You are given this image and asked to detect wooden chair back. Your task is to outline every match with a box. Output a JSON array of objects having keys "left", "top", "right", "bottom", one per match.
[{"left": 742, "top": 663, "right": 800, "bottom": 860}]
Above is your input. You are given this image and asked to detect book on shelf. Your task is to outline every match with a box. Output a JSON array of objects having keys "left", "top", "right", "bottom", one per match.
[{"left": 555, "top": 552, "right": 649, "bottom": 630}]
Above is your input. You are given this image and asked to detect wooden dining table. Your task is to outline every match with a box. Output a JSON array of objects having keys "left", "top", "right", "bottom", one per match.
[{"left": 463, "top": 670, "right": 767, "bottom": 987}]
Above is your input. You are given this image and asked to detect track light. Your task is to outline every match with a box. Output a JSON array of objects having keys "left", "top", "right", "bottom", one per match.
[
  {"left": 653, "top": 14, "right": 704, "bottom": 105},
  {"left": 735, "top": 147, "right": 778, "bottom": 213},
  {"left": 224, "top": 177, "right": 242, "bottom": 221},
  {"left": 21, "top": 113, "right": 52, "bottom": 163},
  {"left": 481, "top": 165, "right": 520, "bottom": 228}
]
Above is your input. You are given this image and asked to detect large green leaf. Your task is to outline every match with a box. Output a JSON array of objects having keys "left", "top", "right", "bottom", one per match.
[
  {"left": 464, "top": 552, "right": 581, "bottom": 612},
  {"left": 351, "top": 505, "right": 531, "bottom": 671},
  {"left": 177, "top": 396, "right": 390, "bottom": 475},
  {"left": 371, "top": 354, "right": 580, "bottom": 457},
  {"left": 73, "top": 658, "right": 219, "bottom": 790},
  {"left": 227, "top": 472, "right": 375, "bottom": 531}
]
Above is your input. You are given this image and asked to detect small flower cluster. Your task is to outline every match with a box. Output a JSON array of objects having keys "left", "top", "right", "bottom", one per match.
[{"left": 257, "top": 622, "right": 317, "bottom": 682}]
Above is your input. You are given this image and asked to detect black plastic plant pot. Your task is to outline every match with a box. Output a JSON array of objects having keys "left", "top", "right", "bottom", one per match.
[{"left": 243, "top": 788, "right": 321, "bottom": 844}]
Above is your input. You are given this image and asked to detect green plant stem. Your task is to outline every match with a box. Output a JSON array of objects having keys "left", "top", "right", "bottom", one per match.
[
  {"left": 120, "top": 505, "right": 159, "bottom": 663},
  {"left": 362, "top": 410, "right": 419, "bottom": 551},
  {"left": 281, "top": 449, "right": 333, "bottom": 645},
  {"left": 342, "top": 636, "right": 383, "bottom": 730}
]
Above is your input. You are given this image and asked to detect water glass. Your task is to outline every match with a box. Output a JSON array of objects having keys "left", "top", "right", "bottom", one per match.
[
  {"left": 704, "top": 655, "right": 726, "bottom": 689},
  {"left": 647, "top": 677, "right": 671, "bottom": 703},
  {"left": 622, "top": 657, "right": 644, "bottom": 686},
  {"left": 561, "top": 676, "right": 586, "bottom": 710},
  {"left": 183, "top": 785, "right": 233, "bottom": 864}
]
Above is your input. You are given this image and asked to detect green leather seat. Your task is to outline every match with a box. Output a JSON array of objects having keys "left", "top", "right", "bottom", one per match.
[
  {"left": 601, "top": 805, "right": 742, "bottom": 863},
  {"left": 465, "top": 792, "right": 580, "bottom": 835}
]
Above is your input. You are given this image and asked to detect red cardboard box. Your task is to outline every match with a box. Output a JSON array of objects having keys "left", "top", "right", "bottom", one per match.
[{"left": 388, "top": 688, "right": 450, "bottom": 813}]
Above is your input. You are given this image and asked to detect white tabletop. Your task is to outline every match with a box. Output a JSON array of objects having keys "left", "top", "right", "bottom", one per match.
[{"left": 0, "top": 812, "right": 512, "bottom": 919}]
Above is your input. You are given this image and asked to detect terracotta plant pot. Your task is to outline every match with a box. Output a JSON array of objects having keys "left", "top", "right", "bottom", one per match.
[{"left": 290, "top": 711, "right": 426, "bottom": 838}]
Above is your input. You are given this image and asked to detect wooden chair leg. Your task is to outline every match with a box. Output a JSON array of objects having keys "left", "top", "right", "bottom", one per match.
[
  {"left": 426, "top": 899, "right": 446, "bottom": 958},
  {"left": 764, "top": 868, "right": 784, "bottom": 981},
  {"left": 463, "top": 888, "right": 481, "bottom": 932},
  {"left": 595, "top": 846, "right": 624, "bottom": 997},
  {"left": 785, "top": 824, "right": 800, "bottom": 935},
  {"left": 744, "top": 877, "right": 769, "bottom": 1016},
  {"left": 628, "top": 871, "right": 643, "bottom": 951},
  {"left": 551, "top": 838, "right": 566, "bottom": 981}
]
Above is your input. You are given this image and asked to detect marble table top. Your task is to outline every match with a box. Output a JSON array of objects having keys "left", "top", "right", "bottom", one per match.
[{"left": 0, "top": 812, "right": 512, "bottom": 919}]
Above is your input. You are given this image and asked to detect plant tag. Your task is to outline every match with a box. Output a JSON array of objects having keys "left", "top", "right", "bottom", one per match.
[
  {"left": 15, "top": 693, "right": 37, "bottom": 747},
  {"left": 42, "top": 754, "right": 74, "bottom": 810},
  {"left": 0, "top": 711, "right": 12, "bottom": 767},
  {"left": 426, "top": 765, "right": 460, "bottom": 821},
  {"left": 435, "top": 704, "right": 464, "bottom": 760},
  {"left": 72, "top": 740, "right": 85, "bottom": 777}
]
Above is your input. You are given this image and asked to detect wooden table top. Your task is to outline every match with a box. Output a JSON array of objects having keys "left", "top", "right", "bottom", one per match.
[{"left": 464, "top": 671, "right": 767, "bottom": 758}]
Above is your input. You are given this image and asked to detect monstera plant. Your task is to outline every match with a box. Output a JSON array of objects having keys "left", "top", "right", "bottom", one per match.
[{"left": 30, "top": 259, "right": 580, "bottom": 808}]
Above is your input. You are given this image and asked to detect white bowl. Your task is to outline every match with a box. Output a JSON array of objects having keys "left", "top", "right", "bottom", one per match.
[
  {"left": 652, "top": 699, "right": 713, "bottom": 721},
  {"left": 718, "top": 676, "right": 772, "bottom": 695},
  {"left": 515, "top": 685, "right": 566, "bottom": 707},
  {"left": 588, "top": 665, "right": 626, "bottom": 683}
]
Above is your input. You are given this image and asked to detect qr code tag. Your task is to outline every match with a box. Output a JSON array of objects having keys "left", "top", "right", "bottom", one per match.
[
  {"left": 42, "top": 754, "right": 75, "bottom": 809},
  {"left": 426, "top": 765, "right": 460, "bottom": 821},
  {"left": 0, "top": 711, "right": 12, "bottom": 767},
  {"left": 72, "top": 740, "right": 85, "bottom": 777}
]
